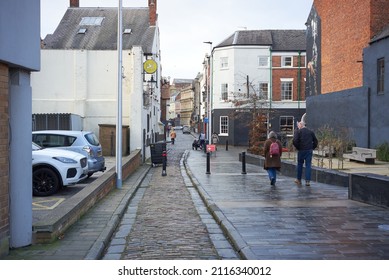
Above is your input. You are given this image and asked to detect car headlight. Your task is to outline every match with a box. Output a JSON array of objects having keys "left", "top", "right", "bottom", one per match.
[{"left": 53, "top": 157, "right": 77, "bottom": 164}]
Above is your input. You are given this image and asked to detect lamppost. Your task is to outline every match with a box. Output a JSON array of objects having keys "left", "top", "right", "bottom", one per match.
[
  {"left": 116, "top": 0, "right": 123, "bottom": 189},
  {"left": 203, "top": 41, "right": 212, "bottom": 144}
]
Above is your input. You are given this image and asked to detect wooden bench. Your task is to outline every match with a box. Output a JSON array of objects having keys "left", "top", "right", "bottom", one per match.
[{"left": 343, "top": 147, "right": 376, "bottom": 164}]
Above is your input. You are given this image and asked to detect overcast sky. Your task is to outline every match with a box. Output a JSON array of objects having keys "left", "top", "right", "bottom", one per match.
[{"left": 41, "top": 0, "right": 313, "bottom": 80}]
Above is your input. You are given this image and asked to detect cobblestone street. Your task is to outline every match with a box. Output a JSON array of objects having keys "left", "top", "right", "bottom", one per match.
[{"left": 104, "top": 133, "right": 238, "bottom": 260}]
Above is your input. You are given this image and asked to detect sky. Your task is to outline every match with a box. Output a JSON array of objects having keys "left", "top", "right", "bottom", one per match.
[{"left": 41, "top": 0, "right": 313, "bottom": 80}]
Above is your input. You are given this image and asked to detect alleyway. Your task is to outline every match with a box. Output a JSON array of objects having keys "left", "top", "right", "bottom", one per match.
[{"left": 103, "top": 133, "right": 239, "bottom": 260}]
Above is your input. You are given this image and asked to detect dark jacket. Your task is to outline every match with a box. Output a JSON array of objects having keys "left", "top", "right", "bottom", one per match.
[
  {"left": 293, "top": 127, "right": 318, "bottom": 151},
  {"left": 263, "top": 138, "right": 282, "bottom": 170}
]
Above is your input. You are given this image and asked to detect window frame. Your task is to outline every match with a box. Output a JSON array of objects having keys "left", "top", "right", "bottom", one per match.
[
  {"left": 279, "top": 116, "right": 294, "bottom": 136},
  {"left": 221, "top": 83, "right": 228, "bottom": 101},
  {"left": 259, "top": 82, "right": 269, "bottom": 100},
  {"left": 377, "top": 57, "right": 385, "bottom": 95},
  {"left": 281, "top": 80, "right": 293, "bottom": 100},
  {"left": 220, "top": 57, "right": 229, "bottom": 69},
  {"left": 219, "top": 116, "right": 229, "bottom": 136},
  {"left": 258, "top": 56, "right": 269, "bottom": 68},
  {"left": 281, "top": 56, "right": 293, "bottom": 67}
]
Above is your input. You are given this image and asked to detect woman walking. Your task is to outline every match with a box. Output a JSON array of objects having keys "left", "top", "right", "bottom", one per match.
[{"left": 263, "top": 131, "right": 282, "bottom": 186}]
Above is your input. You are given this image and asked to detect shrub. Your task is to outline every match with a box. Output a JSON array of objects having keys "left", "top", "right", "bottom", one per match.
[{"left": 376, "top": 142, "right": 389, "bottom": 162}]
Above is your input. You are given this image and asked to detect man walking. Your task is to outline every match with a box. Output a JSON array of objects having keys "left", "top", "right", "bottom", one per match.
[{"left": 293, "top": 120, "right": 318, "bottom": 186}]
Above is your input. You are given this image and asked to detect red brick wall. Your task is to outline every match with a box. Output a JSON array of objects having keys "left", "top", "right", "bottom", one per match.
[
  {"left": 148, "top": 0, "right": 157, "bottom": 26},
  {"left": 314, "top": 0, "right": 389, "bottom": 94},
  {"left": 272, "top": 55, "right": 306, "bottom": 101},
  {"left": 371, "top": 0, "right": 389, "bottom": 36},
  {"left": 69, "top": 0, "right": 79, "bottom": 7},
  {"left": 0, "top": 63, "right": 9, "bottom": 257}
]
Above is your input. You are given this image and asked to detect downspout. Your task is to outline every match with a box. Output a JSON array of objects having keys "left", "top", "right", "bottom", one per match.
[
  {"left": 368, "top": 87, "right": 371, "bottom": 148},
  {"left": 269, "top": 47, "right": 272, "bottom": 109},
  {"left": 298, "top": 51, "right": 301, "bottom": 109},
  {"left": 268, "top": 47, "right": 272, "bottom": 134}
]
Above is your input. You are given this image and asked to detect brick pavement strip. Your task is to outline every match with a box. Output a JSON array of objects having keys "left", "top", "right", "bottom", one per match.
[{"left": 121, "top": 148, "right": 220, "bottom": 260}]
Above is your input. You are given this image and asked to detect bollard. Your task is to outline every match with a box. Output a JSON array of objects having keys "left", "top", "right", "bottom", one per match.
[
  {"left": 206, "top": 152, "right": 211, "bottom": 174},
  {"left": 241, "top": 151, "right": 247, "bottom": 174},
  {"left": 162, "top": 150, "right": 167, "bottom": 176},
  {"left": 226, "top": 140, "right": 229, "bottom": 151}
]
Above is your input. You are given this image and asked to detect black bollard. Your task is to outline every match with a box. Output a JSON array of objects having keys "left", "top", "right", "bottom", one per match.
[
  {"left": 162, "top": 150, "right": 167, "bottom": 176},
  {"left": 241, "top": 151, "right": 247, "bottom": 174},
  {"left": 226, "top": 140, "right": 229, "bottom": 151},
  {"left": 206, "top": 152, "right": 211, "bottom": 174}
]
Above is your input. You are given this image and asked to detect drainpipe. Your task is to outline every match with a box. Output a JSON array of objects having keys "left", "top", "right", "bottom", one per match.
[
  {"left": 269, "top": 47, "right": 272, "bottom": 109},
  {"left": 298, "top": 51, "right": 301, "bottom": 109},
  {"left": 368, "top": 87, "right": 371, "bottom": 148},
  {"left": 268, "top": 47, "right": 272, "bottom": 134}
]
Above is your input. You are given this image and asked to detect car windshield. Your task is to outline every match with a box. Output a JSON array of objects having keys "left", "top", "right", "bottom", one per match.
[
  {"left": 32, "top": 142, "right": 43, "bottom": 151},
  {"left": 85, "top": 133, "right": 100, "bottom": 146}
]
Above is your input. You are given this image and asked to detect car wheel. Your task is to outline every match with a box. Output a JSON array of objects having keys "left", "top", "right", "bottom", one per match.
[{"left": 33, "top": 167, "right": 60, "bottom": 196}]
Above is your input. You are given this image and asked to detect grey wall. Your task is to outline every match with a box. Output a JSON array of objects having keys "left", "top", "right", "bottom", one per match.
[
  {"left": 213, "top": 108, "right": 306, "bottom": 146},
  {"left": 307, "top": 87, "right": 370, "bottom": 147},
  {"left": 0, "top": 0, "right": 40, "bottom": 71},
  {"left": 307, "top": 34, "right": 389, "bottom": 149},
  {"left": 363, "top": 37, "right": 389, "bottom": 147}
]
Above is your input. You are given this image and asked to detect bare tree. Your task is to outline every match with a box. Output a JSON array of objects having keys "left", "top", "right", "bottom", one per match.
[{"left": 228, "top": 74, "right": 272, "bottom": 155}]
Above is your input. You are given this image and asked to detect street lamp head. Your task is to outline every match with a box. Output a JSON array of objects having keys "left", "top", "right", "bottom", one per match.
[{"left": 203, "top": 41, "right": 212, "bottom": 45}]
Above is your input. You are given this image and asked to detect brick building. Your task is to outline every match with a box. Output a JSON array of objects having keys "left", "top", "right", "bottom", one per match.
[
  {"left": 306, "top": 1, "right": 389, "bottom": 148},
  {"left": 306, "top": 0, "right": 389, "bottom": 95},
  {"left": 210, "top": 30, "right": 307, "bottom": 146}
]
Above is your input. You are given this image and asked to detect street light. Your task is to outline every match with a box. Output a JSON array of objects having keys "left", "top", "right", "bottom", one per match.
[
  {"left": 203, "top": 41, "right": 212, "bottom": 144},
  {"left": 116, "top": 0, "right": 123, "bottom": 189}
]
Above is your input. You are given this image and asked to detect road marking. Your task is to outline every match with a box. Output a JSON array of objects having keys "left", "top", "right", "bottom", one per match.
[{"left": 32, "top": 198, "right": 65, "bottom": 210}]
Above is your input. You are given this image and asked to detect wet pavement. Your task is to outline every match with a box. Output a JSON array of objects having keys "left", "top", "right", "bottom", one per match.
[
  {"left": 3, "top": 131, "right": 389, "bottom": 260},
  {"left": 185, "top": 145, "right": 389, "bottom": 259}
]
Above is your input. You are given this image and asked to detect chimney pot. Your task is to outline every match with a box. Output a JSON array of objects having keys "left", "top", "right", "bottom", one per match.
[
  {"left": 148, "top": 0, "right": 157, "bottom": 26},
  {"left": 70, "top": 0, "right": 79, "bottom": 7}
]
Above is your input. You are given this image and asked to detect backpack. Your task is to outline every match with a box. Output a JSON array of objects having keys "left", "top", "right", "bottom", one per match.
[{"left": 269, "top": 141, "right": 280, "bottom": 157}]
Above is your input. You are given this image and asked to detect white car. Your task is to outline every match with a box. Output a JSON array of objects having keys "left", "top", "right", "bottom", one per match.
[
  {"left": 32, "top": 130, "right": 106, "bottom": 177},
  {"left": 32, "top": 142, "right": 88, "bottom": 196}
]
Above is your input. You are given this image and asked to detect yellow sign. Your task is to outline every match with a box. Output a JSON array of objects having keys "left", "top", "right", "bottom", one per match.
[{"left": 143, "top": 59, "right": 157, "bottom": 74}]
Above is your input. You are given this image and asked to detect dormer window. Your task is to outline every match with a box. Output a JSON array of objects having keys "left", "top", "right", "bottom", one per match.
[{"left": 79, "top": 17, "right": 104, "bottom": 26}]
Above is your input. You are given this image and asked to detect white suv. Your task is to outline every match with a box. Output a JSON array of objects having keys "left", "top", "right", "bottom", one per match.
[
  {"left": 32, "top": 142, "right": 88, "bottom": 196},
  {"left": 32, "top": 130, "right": 106, "bottom": 177}
]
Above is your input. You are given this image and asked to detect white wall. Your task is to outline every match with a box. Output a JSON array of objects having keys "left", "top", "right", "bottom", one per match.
[
  {"left": 33, "top": 37, "right": 163, "bottom": 159},
  {"left": 212, "top": 46, "right": 271, "bottom": 109},
  {"left": 32, "top": 49, "right": 134, "bottom": 138}
]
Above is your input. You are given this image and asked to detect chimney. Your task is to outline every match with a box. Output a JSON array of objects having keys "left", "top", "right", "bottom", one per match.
[
  {"left": 148, "top": 0, "right": 157, "bottom": 26},
  {"left": 70, "top": 0, "right": 79, "bottom": 7}
]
